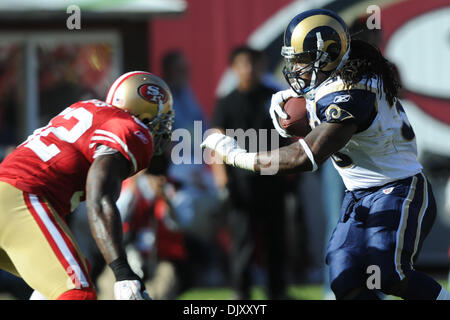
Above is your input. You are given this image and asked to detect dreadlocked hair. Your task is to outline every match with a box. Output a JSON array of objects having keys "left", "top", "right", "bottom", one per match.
[{"left": 331, "top": 39, "right": 400, "bottom": 105}]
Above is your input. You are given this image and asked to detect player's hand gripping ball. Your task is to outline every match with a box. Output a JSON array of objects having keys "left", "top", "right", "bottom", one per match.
[{"left": 278, "top": 97, "right": 311, "bottom": 137}]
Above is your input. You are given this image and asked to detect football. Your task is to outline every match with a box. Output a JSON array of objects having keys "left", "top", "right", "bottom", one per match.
[{"left": 279, "top": 97, "right": 311, "bottom": 137}]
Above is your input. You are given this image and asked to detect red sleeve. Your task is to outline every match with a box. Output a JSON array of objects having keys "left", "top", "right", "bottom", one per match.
[{"left": 87, "top": 114, "right": 154, "bottom": 174}]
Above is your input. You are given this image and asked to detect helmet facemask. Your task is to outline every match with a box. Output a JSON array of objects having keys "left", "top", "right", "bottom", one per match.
[
  {"left": 282, "top": 32, "right": 330, "bottom": 97},
  {"left": 282, "top": 51, "right": 330, "bottom": 96},
  {"left": 140, "top": 99, "right": 175, "bottom": 156},
  {"left": 105, "top": 71, "right": 175, "bottom": 156}
]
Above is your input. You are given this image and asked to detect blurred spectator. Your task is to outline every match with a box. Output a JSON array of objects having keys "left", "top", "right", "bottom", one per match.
[
  {"left": 0, "top": 145, "right": 15, "bottom": 163},
  {"left": 85, "top": 153, "right": 190, "bottom": 300},
  {"left": 284, "top": 175, "right": 312, "bottom": 285},
  {"left": 420, "top": 152, "right": 450, "bottom": 290},
  {"left": 166, "top": 161, "right": 225, "bottom": 289},
  {"left": 71, "top": 153, "right": 195, "bottom": 300},
  {"left": 116, "top": 154, "right": 191, "bottom": 300},
  {"left": 115, "top": 151, "right": 223, "bottom": 299},
  {"left": 253, "top": 51, "right": 311, "bottom": 286},
  {"left": 0, "top": 45, "right": 21, "bottom": 148},
  {"left": 255, "top": 50, "right": 287, "bottom": 93},
  {"left": 38, "top": 43, "right": 113, "bottom": 125},
  {"left": 210, "top": 45, "right": 291, "bottom": 300},
  {"left": 162, "top": 50, "right": 207, "bottom": 135},
  {"left": 162, "top": 50, "right": 224, "bottom": 288}
]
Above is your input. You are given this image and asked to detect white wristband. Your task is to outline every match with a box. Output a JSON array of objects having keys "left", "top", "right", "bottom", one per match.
[
  {"left": 298, "top": 139, "right": 318, "bottom": 172},
  {"left": 232, "top": 152, "right": 256, "bottom": 172}
]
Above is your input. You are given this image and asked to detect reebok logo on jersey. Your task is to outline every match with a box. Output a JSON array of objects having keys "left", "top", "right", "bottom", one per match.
[
  {"left": 134, "top": 131, "right": 149, "bottom": 144},
  {"left": 382, "top": 187, "right": 394, "bottom": 194},
  {"left": 333, "top": 95, "right": 351, "bottom": 103}
]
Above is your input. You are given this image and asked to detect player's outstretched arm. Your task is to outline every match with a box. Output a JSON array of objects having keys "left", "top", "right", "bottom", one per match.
[
  {"left": 257, "top": 122, "right": 357, "bottom": 174},
  {"left": 86, "top": 152, "right": 150, "bottom": 300},
  {"left": 201, "top": 122, "right": 357, "bottom": 174}
]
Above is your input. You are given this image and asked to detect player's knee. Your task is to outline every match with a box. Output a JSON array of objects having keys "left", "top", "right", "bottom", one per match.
[
  {"left": 380, "top": 270, "right": 442, "bottom": 299},
  {"left": 57, "top": 287, "right": 97, "bottom": 300},
  {"left": 330, "top": 278, "right": 343, "bottom": 299},
  {"left": 334, "top": 287, "right": 365, "bottom": 300},
  {"left": 377, "top": 269, "right": 408, "bottom": 297},
  {"left": 382, "top": 278, "right": 409, "bottom": 297}
]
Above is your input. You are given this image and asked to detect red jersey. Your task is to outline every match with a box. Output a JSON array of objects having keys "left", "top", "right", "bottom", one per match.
[
  {"left": 0, "top": 99, "right": 154, "bottom": 217},
  {"left": 121, "top": 178, "right": 187, "bottom": 261}
]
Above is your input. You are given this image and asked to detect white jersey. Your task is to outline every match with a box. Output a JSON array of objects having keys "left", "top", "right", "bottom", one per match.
[{"left": 306, "top": 76, "right": 422, "bottom": 190}]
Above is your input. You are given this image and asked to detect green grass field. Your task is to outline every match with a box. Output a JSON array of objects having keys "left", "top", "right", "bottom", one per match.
[
  {"left": 177, "top": 284, "right": 324, "bottom": 300},
  {"left": 0, "top": 275, "right": 446, "bottom": 300},
  {"left": 177, "top": 277, "right": 449, "bottom": 300}
]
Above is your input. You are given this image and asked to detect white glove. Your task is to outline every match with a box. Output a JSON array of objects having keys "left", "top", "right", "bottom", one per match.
[
  {"left": 200, "top": 132, "right": 246, "bottom": 165},
  {"left": 114, "top": 280, "right": 152, "bottom": 300},
  {"left": 269, "top": 88, "right": 299, "bottom": 138}
]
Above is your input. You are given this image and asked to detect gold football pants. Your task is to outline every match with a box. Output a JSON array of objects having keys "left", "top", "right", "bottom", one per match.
[{"left": 0, "top": 181, "right": 92, "bottom": 299}]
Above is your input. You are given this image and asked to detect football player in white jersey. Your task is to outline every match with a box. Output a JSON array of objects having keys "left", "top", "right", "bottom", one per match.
[{"left": 201, "top": 9, "right": 449, "bottom": 300}]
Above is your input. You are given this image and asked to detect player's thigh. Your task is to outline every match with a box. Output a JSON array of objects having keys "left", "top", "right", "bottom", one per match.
[
  {"left": 366, "top": 173, "right": 436, "bottom": 284},
  {"left": 326, "top": 195, "right": 367, "bottom": 297},
  {"left": 326, "top": 219, "right": 366, "bottom": 295},
  {"left": 326, "top": 191, "right": 366, "bottom": 268},
  {"left": 0, "top": 182, "right": 23, "bottom": 277},
  {"left": 0, "top": 189, "right": 93, "bottom": 299}
]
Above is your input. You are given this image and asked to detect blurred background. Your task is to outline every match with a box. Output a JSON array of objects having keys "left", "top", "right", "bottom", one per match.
[{"left": 0, "top": 0, "right": 448, "bottom": 300}]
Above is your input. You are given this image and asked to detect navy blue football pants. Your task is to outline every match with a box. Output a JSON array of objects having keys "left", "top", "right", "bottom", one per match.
[{"left": 326, "top": 172, "right": 438, "bottom": 299}]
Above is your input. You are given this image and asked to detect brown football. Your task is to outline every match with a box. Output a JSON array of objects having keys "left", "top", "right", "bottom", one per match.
[{"left": 279, "top": 97, "right": 311, "bottom": 137}]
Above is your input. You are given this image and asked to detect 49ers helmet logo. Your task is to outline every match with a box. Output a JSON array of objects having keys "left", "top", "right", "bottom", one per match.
[{"left": 138, "top": 84, "right": 168, "bottom": 103}]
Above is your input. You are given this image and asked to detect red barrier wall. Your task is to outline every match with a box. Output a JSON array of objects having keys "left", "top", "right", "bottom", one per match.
[{"left": 149, "top": 0, "right": 291, "bottom": 118}]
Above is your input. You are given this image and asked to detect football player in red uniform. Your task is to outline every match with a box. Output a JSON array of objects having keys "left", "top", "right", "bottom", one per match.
[{"left": 0, "top": 71, "right": 174, "bottom": 300}]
